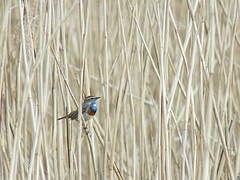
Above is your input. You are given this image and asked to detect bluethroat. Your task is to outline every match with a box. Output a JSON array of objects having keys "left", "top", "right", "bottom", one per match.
[{"left": 57, "top": 96, "right": 101, "bottom": 121}]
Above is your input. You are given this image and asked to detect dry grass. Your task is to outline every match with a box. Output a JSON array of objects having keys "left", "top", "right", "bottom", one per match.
[{"left": 1, "top": 0, "right": 240, "bottom": 179}]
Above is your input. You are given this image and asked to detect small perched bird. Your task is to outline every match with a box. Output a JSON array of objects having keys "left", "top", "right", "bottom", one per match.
[{"left": 57, "top": 96, "right": 101, "bottom": 121}]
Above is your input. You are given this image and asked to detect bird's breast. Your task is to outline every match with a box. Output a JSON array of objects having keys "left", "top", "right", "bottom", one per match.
[{"left": 87, "top": 108, "right": 96, "bottom": 116}]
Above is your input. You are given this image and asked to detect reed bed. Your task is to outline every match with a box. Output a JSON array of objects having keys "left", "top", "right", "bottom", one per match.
[{"left": 1, "top": 0, "right": 240, "bottom": 179}]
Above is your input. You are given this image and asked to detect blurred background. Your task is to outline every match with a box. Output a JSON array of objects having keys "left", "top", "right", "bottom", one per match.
[{"left": 1, "top": 0, "right": 240, "bottom": 179}]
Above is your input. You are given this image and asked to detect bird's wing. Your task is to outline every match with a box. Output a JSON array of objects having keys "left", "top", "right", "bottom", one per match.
[
  {"left": 68, "top": 110, "right": 78, "bottom": 120},
  {"left": 82, "top": 102, "right": 88, "bottom": 113}
]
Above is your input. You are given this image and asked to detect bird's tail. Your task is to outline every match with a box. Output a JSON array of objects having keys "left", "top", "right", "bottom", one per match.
[{"left": 57, "top": 116, "right": 67, "bottom": 120}]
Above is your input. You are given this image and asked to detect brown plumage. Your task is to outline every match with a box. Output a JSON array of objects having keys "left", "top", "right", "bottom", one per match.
[{"left": 57, "top": 110, "right": 78, "bottom": 120}]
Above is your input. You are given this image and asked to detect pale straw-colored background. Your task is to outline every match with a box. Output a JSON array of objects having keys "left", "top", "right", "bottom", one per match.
[{"left": 1, "top": 0, "right": 240, "bottom": 179}]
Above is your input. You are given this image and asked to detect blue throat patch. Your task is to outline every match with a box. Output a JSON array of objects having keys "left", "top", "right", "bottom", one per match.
[{"left": 90, "top": 103, "right": 97, "bottom": 113}]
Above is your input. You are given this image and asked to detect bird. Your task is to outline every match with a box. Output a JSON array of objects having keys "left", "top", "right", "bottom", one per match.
[{"left": 57, "top": 96, "right": 101, "bottom": 121}]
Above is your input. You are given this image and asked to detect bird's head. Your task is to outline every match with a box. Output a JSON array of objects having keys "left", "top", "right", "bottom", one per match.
[{"left": 84, "top": 96, "right": 101, "bottom": 103}]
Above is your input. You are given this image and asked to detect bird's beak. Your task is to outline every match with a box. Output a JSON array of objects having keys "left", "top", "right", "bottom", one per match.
[{"left": 95, "top": 97, "right": 101, "bottom": 100}]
